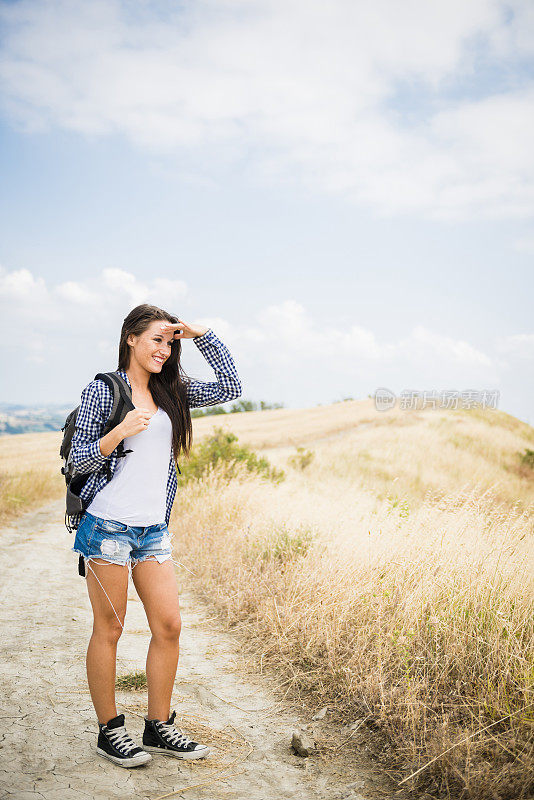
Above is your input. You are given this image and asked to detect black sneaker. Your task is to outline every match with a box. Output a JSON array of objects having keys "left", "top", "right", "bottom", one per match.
[
  {"left": 97, "top": 713, "right": 152, "bottom": 768},
  {"left": 143, "top": 711, "right": 210, "bottom": 759}
]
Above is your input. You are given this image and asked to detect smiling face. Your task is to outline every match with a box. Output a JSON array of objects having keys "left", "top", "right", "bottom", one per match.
[{"left": 126, "top": 319, "right": 175, "bottom": 374}]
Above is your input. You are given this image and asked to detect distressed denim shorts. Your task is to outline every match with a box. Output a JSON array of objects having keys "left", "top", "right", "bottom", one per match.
[{"left": 72, "top": 511, "right": 173, "bottom": 569}]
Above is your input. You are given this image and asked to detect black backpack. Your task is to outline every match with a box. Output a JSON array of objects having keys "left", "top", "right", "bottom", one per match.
[{"left": 60, "top": 372, "right": 135, "bottom": 533}]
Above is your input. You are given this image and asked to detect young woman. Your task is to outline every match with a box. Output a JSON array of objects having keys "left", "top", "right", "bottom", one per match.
[{"left": 70, "top": 303, "right": 242, "bottom": 768}]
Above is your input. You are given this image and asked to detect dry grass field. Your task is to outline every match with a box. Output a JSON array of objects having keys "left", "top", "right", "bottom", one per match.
[
  {"left": 0, "top": 427, "right": 65, "bottom": 522},
  {"left": 1, "top": 399, "right": 533, "bottom": 799}
]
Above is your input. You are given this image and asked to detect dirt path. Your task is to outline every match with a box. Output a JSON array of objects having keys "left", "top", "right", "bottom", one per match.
[{"left": 0, "top": 500, "right": 409, "bottom": 800}]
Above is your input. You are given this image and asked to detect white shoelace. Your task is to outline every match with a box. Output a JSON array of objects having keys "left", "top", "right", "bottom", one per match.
[
  {"left": 107, "top": 725, "right": 139, "bottom": 754},
  {"left": 156, "top": 721, "right": 193, "bottom": 748}
]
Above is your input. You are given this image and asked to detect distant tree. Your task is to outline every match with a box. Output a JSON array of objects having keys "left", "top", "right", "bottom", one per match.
[
  {"left": 190, "top": 405, "right": 227, "bottom": 418},
  {"left": 229, "top": 399, "right": 257, "bottom": 413},
  {"left": 260, "top": 400, "right": 284, "bottom": 410},
  {"left": 190, "top": 398, "right": 284, "bottom": 417}
]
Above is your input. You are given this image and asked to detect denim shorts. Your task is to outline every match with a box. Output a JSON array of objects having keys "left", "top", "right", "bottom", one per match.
[{"left": 72, "top": 511, "right": 173, "bottom": 569}]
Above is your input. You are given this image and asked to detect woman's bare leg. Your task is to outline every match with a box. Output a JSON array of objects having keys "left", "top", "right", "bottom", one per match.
[
  {"left": 85, "top": 559, "right": 129, "bottom": 724},
  {"left": 131, "top": 559, "right": 181, "bottom": 721}
]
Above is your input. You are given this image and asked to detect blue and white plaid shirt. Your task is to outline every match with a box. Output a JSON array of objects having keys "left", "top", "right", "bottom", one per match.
[{"left": 69, "top": 328, "right": 241, "bottom": 529}]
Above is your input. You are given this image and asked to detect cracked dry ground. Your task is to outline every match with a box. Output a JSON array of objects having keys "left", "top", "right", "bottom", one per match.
[{"left": 0, "top": 500, "right": 407, "bottom": 800}]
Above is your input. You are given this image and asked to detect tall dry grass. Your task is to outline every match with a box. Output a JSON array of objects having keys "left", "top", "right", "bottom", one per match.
[
  {"left": 194, "top": 403, "right": 534, "bottom": 513},
  {"left": 171, "top": 411, "right": 534, "bottom": 800},
  {"left": 0, "top": 430, "right": 63, "bottom": 523}
]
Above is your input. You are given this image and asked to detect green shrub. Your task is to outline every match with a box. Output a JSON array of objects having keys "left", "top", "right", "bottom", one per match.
[
  {"left": 519, "top": 448, "right": 534, "bottom": 469},
  {"left": 288, "top": 446, "right": 315, "bottom": 470},
  {"left": 246, "top": 523, "right": 315, "bottom": 566},
  {"left": 178, "top": 426, "right": 285, "bottom": 484},
  {"left": 387, "top": 494, "right": 410, "bottom": 518}
]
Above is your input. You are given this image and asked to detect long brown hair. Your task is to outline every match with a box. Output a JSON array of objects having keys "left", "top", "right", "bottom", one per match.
[{"left": 117, "top": 304, "right": 193, "bottom": 460}]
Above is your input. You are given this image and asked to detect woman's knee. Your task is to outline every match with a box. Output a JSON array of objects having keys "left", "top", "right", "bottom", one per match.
[
  {"left": 153, "top": 613, "right": 181, "bottom": 641},
  {"left": 92, "top": 616, "right": 124, "bottom": 644}
]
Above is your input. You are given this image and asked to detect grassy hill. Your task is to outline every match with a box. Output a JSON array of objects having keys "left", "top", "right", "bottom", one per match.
[
  {"left": 3, "top": 399, "right": 533, "bottom": 521},
  {"left": 193, "top": 399, "right": 534, "bottom": 511},
  {"left": 1, "top": 400, "right": 533, "bottom": 798}
]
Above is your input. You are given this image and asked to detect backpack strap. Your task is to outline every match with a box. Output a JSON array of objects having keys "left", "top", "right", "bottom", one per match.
[{"left": 94, "top": 372, "right": 136, "bottom": 464}]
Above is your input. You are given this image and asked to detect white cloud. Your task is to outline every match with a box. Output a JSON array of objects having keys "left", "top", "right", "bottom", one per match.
[
  {"left": 0, "top": 264, "right": 189, "bottom": 364},
  {"left": 54, "top": 280, "right": 101, "bottom": 306},
  {"left": 0, "top": 265, "right": 498, "bottom": 370},
  {"left": 0, "top": 265, "right": 61, "bottom": 324},
  {"left": 2, "top": 265, "right": 532, "bottom": 416},
  {"left": 0, "top": 266, "right": 47, "bottom": 299},
  {"left": 497, "top": 333, "right": 534, "bottom": 358},
  {"left": 55, "top": 268, "right": 187, "bottom": 310},
  {"left": 101, "top": 268, "right": 150, "bottom": 306},
  {"left": 248, "top": 303, "right": 494, "bottom": 365},
  {"left": 0, "top": 0, "right": 532, "bottom": 219},
  {"left": 406, "top": 326, "right": 493, "bottom": 366},
  {"left": 257, "top": 300, "right": 309, "bottom": 339}
]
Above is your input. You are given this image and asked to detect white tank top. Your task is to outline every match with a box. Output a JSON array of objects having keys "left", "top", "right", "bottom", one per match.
[{"left": 87, "top": 407, "right": 173, "bottom": 526}]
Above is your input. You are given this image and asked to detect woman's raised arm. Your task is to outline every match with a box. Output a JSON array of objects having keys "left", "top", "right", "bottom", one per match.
[
  {"left": 158, "top": 319, "right": 242, "bottom": 409},
  {"left": 186, "top": 329, "right": 242, "bottom": 408}
]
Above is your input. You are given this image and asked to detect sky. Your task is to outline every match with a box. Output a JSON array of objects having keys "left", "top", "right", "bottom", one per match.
[{"left": 0, "top": 0, "right": 533, "bottom": 423}]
